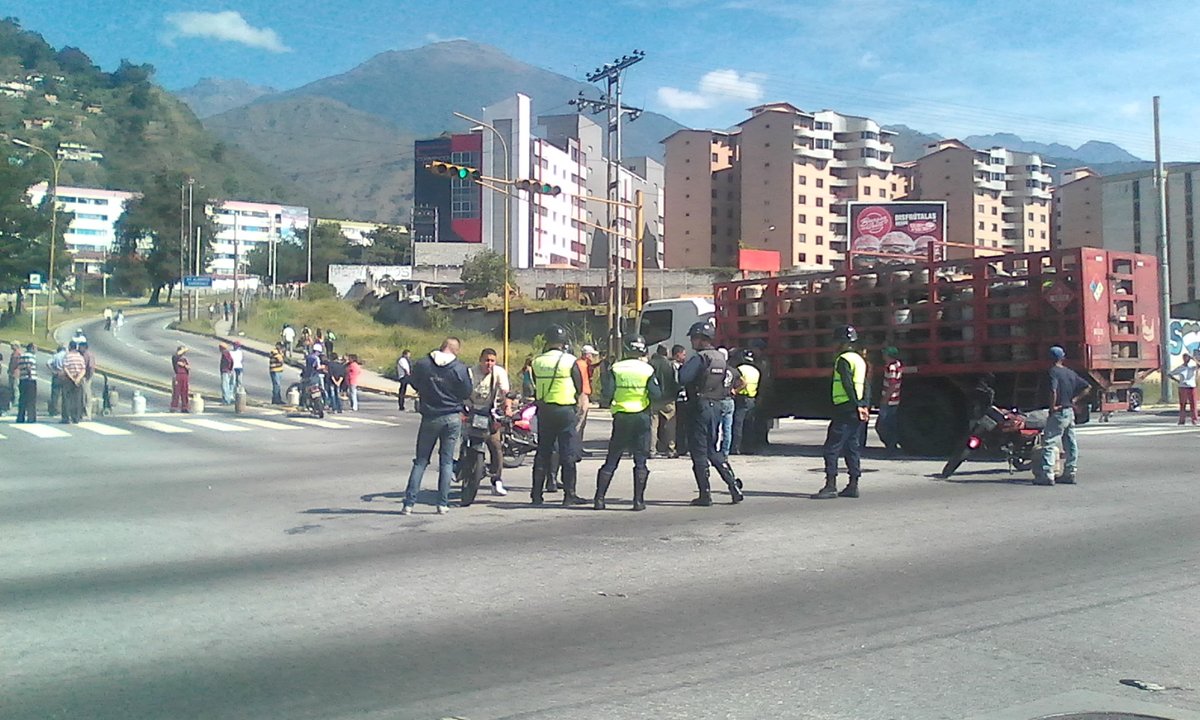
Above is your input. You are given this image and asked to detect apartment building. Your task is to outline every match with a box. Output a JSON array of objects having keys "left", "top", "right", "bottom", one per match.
[
  {"left": 1055, "top": 164, "right": 1200, "bottom": 307},
  {"left": 902, "top": 140, "right": 1052, "bottom": 257},
  {"left": 207, "top": 201, "right": 310, "bottom": 277},
  {"left": 663, "top": 103, "right": 904, "bottom": 270},
  {"left": 26, "top": 182, "right": 137, "bottom": 277}
]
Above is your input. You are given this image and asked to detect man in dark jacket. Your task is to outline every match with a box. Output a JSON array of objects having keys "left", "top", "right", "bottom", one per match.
[
  {"left": 402, "top": 337, "right": 473, "bottom": 515},
  {"left": 649, "top": 345, "right": 679, "bottom": 457}
]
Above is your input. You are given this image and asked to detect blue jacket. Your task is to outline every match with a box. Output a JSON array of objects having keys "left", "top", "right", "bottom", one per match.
[{"left": 412, "top": 350, "right": 473, "bottom": 417}]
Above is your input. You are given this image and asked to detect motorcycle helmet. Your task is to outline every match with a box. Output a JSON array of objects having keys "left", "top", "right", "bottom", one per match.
[
  {"left": 687, "top": 320, "right": 716, "bottom": 339},
  {"left": 833, "top": 324, "right": 858, "bottom": 344},
  {"left": 624, "top": 334, "right": 647, "bottom": 356},
  {"left": 740, "top": 348, "right": 756, "bottom": 364},
  {"left": 546, "top": 324, "right": 568, "bottom": 347}
]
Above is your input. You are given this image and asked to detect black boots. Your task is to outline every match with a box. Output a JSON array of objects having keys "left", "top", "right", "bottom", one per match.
[
  {"left": 594, "top": 469, "right": 614, "bottom": 510},
  {"left": 691, "top": 472, "right": 713, "bottom": 506},
  {"left": 813, "top": 477, "right": 838, "bottom": 499},
  {"left": 531, "top": 465, "right": 545, "bottom": 506},
  {"left": 561, "top": 466, "right": 589, "bottom": 506},
  {"left": 838, "top": 477, "right": 859, "bottom": 498},
  {"left": 716, "top": 462, "right": 744, "bottom": 504},
  {"left": 632, "top": 470, "right": 648, "bottom": 512}
]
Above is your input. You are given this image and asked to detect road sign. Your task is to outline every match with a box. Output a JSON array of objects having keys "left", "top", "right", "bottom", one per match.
[
  {"left": 183, "top": 275, "right": 214, "bottom": 288},
  {"left": 28, "top": 272, "right": 42, "bottom": 290}
]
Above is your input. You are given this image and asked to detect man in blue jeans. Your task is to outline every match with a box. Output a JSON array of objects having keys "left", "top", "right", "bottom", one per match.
[
  {"left": 402, "top": 337, "right": 473, "bottom": 515},
  {"left": 1036, "top": 345, "right": 1091, "bottom": 486}
]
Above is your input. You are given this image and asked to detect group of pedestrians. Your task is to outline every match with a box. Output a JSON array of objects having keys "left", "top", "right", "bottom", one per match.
[{"left": 102, "top": 307, "right": 125, "bottom": 334}]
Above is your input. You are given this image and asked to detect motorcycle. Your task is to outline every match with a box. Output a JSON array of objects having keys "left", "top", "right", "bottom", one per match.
[
  {"left": 940, "top": 406, "right": 1049, "bottom": 479},
  {"left": 457, "top": 405, "right": 499, "bottom": 507},
  {"left": 305, "top": 380, "right": 326, "bottom": 418},
  {"left": 502, "top": 398, "right": 539, "bottom": 469}
]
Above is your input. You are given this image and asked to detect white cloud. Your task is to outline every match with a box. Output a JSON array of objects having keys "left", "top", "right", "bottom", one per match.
[
  {"left": 858, "top": 52, "right": 880, "bottom": 69},
  {"left": 1117, "top": 101, "right": 1142, "bottom": 119},
  {"left": 163, "top": 11, "right": 291, "bottom": 53},
  {"left": 658, "top": 69, "right": 766, "bottom": 111}
]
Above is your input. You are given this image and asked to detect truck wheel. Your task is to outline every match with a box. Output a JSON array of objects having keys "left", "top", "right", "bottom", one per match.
[{"left": 897, "top": 384, "right": 964, "bottom": 457}]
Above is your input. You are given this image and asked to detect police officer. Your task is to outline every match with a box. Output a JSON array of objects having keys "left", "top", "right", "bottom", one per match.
[
  {"left": 594, "top": 334, "right": 662, "bottom": 511},
  {"left": 814, "top": 324, "right": 868, "bottom": 499},
  {"left": 730, "top": 348, "right": 761, "bottom": 455},
  {"left": 678, "top": 321, "right": 744, "bottom": 506},
  {"left": 530, "top": 324, "right": 588, "bottom": 506}
]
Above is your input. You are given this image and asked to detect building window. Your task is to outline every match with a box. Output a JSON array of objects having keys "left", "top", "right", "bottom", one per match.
[
  {"left": 815, "top": 121, "right": 832, "bottom": 131},
  {"left": 1040, "top": 214, "right": 1047, "bottom": 222},
  {"left": 816, "top": 217, "right": 824, "bottom": 226},
  {"left": 879, "top": 189, "right": 887, "bottom": 199},
  {"left": 816, "top": 198, "right": 824, "bottom": 207},
  {"left": 798, "top": 194, "right": 807, "bottom": 204},
  {"left": 1040, "top": 230, "right": 1047, "bottom": 239},
  {"left": 992, "top": 206, "right": 998, "bottom": 215},
  {"left": 816, "top": 235, "right": 824, "bottom": 245},
  {"left": 816, "top": 179, "right": 824, "bottom": 188},
  {"left": 863, "top": 187, "right": 871, "bottom": 196},
  {"left": 799, "top": 233, "right": 807, "bottom": 242},
  {"left": 712, "top": 189, "right": 718, "bottom": 198},
  {"left": 978, "top": 221, "right": 985, "bottom": 230},
  {"left": 816, "top": 254, "right": 824, "bottom": 264},
  {"left": 1028, "top": 229, "right": 1035, "bottom": 237},
  {"left": 1028, "top": 212, "right": 1034, "bottom": 221},
  {"left": 798, "top": 176, "right": 807, "bottom": 186},
  {"left": 991, "top": 223, "right": 998, "bottom": 231},
  {"left": 728, "top": 192, "right": 735, "bottom": 200},
  {"left": 798, "top": 214, "right": 807, "bottom": 223},
  {"left": 977, "top": 204, "right": 984, "bottom": 213},
  {"left": 799, "top": 252, "right": 807, "bottom": 262},
  {"left": 712, "top": 153, "right": 718, "bottom": 162},
  {"left": 891, "top": 183, "right": 897, "bottom": 192},
  {"left": 814, "top": 138, "right": 833, "bottom": 150}
]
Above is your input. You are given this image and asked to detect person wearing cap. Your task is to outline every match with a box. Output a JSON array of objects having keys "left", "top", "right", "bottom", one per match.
[
  {"left": 814, "top": 324, "right": 869, "bottom": 499},
  {"left": 575, "top": 344, "right": 599, "bottom": 455},
  {"left": 594, "top": 334, "right": 661, "bottom": 511},
  {"left": 730, "top": 348, "right": 761, "bottom": 455},
  {"left": 876, "top": 346, "right": 903, "bottom": 452},
  {"left": 219, "top": 343, "right": 235, "bottom": 404},
  {"left": 677, "top": 321, "right": 744, "bottom": 506},
  {"left": 1037, "top": 345, "right": 1091, "bottom": 486},
  {"left": 530, "top": 324, "right": 587, "bottom": 506},
  {"left": 171, "top": 346, "right": 191, "bottom": 412},
  {"left": 59, "top": 341, "right": 86, "bottom": 424}
]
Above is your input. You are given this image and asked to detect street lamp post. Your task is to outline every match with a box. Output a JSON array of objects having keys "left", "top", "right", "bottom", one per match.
[
  {"left": 453, "top": 111, "right": 512, "bottom": 367},
  {"left": 12, "top": 138, "right": 61, "bottom": 337}
]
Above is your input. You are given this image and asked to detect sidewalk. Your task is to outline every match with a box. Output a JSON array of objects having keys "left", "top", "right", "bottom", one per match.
[{"left": 206, "top": 319, "right": 404, "bottom": 398}]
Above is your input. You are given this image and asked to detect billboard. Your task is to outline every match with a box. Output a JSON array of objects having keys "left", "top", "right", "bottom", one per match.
[
  {"left": 848, "top": 201, "right": 947, "bottom": 260},
  {"left": 278, "top": 206, "right": 310, "bottom": 243}
]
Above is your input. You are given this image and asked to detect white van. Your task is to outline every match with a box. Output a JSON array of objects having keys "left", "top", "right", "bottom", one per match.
[{"left": 636, "top": 297, "right": 715, "bottom": 358}]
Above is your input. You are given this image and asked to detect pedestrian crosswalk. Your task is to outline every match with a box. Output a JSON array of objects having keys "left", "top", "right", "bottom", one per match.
[
  {"left": 0, "top": 412, "right": 402, "bottom": 441},
  {"left": 1073, "top": 422, "right": 1200, "bottom": 438}
]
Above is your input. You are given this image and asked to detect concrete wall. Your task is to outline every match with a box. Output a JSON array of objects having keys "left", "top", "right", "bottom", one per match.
[{"left": 371, "top": 293, "right": 608, "bottom": 344}]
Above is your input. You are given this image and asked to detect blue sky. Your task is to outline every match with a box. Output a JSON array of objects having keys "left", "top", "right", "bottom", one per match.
[{"left": 7, "top": 0, "right": 1198, "bottom": 159}]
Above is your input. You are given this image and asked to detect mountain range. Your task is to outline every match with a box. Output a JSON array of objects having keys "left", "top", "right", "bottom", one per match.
[
  {"left": 181, "top": 41, "right": 684, "bottom": 224},
  {"left": 173, "top": 40, "right": 1154, "bottom": 224}
]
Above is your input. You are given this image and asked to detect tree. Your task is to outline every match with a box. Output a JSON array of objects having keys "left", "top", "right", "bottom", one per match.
[
  {"left": 460, "top": 249, "right": 510, "bottom": 299},
  {"left": 0, "top": 160, "right": 68, "bottom": 301},
  {"left": 114, "top": 171, "right": 217, "bottom": 305},
  {"left": 248, "top": 223, "right": 351, "bottom": 284},
  {"left": 348, "top": 225, "right": 412, "bottom": 265}
]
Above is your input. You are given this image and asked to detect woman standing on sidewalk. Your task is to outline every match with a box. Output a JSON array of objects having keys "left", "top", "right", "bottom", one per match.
[
  {"left": 1168, "top": 352, "right": 1199, "bottom": 425},
  {"left": 346, "top": 354, "right": 362, "bottom": 411},
  {"left": 171, "top": 346, "right": 190, "bottom": 412}
]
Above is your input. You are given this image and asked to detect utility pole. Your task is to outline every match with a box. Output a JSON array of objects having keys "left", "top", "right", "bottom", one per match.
[
  {"left": 635, "top": 189, "right": 645, "bottom": 312},
  {"left": 574, "top": 50, "right": 645, "bottom": 355},
  {"left": 187, "top": 177, "right": 195, "bottom": 320},
  {"left": 1154, "top": 95, "right": 1172, "bottom": 404},
  {"left": 306, "top": 216, "right": 314, "bottom": 291},
  {"left": 232, "top": 217, "right": 240, "bottom": 333},
  {"left": 179, "top": 180, "right": 186, "bottom": 323}
]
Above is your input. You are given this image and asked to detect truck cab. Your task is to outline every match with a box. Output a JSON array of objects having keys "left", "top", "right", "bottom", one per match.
[{"left": 636, "top": 297, "right": 716, "bottom": 357}]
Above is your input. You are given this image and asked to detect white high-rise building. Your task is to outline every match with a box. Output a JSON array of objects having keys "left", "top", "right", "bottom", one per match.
[
  {"left": 207, "top": 200, "right": 310, "bottom": 277},
  {"left": 27, "top": 182, "right": 138, "bottom": 276}
]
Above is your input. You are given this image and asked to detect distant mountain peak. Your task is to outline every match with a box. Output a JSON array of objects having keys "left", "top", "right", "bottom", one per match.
[{"left": 176, "top": 77, "right": 278, "bottom": 119}]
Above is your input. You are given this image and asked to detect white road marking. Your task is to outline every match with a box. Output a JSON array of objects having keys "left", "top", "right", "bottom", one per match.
[
  {"left": 180, "top": 418, "right": 250, "bottom": 432},
  {"left": 8, "top": 423, "right": 72, "bottom": 439},
  {"left": 289, "top": 417, "right": 350, "bottom": 429},
  {"left": 131, "top": 420, "right": 193, "bottom": 434},
  {"left": 75, "top": 421, "right": 133, "bottom": 436},
  {"left": 331, "top": 416, "right": 397, "bottom": 426},
  {"left": 235, "top": 418, "right": 301, "bottom": 430}
]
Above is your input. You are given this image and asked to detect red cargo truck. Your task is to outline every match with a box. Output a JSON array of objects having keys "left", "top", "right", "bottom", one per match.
[{"left": 696, "top": 245, "right": 1161, "bottom": 455}]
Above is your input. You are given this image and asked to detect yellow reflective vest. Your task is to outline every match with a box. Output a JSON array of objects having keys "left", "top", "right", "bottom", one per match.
[
  {"left": 736, "top": 364, "right": 760, "bottom": 397},
  {"left": 532, "top": 349, "right": 577, "bottom": 405},
  {"left": 610, "top": 359, "right": 655, "bottom": 413},
  {"left": 831, "top": 351, "right": 867, "bottom": 406}
]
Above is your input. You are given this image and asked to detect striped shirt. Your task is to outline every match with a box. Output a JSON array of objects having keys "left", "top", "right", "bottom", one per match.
[
  {"left": 62, "top": 351, "right": 86, "bottom": 384},
  {"left": 883, "top": 359, "right": 903, "bottom": 406},
  {"left": 17, "top": 352, "right": 36, "bottom": 381}
]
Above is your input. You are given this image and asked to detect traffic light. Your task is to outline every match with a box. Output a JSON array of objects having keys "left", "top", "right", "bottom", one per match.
[
  {"left": 426, "top": 161, "right": 482, "bottom": 181},
  {"left": 513, "top": 179, "right": 562, "bottom": 196}
]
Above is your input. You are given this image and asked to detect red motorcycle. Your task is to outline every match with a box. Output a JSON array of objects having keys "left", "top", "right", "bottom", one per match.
[{"left": 940, "top": 406, "right": 1048, "bottom": 479}]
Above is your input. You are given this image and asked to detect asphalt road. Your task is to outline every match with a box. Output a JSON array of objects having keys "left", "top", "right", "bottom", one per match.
[
  {"left": 65, "top": 310, "right": 305, "bottom": 404},
  {"left": 3, "top": 392, "right": 1198, "bottom": 720}
]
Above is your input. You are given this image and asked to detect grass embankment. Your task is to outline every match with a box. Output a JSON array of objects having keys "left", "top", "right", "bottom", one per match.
[
  {"left": 0, "top": 296, "right": 152, "bottom": 350},
  {"left": 221, "top": 299, "right": 538, "bottom": 376}
]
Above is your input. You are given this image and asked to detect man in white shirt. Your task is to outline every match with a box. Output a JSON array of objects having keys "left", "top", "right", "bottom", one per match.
[
  {"left": 396, "top": 349, "right": 412, "bottom": 411},
  {"left": 281, "top": 324, "right": 296, "bottom": 359},
  {"left": 230, "top": 341, "right": 245, "bottom": 388},
  {"left": 470, "top": 347, "right": 512, "bottom": 496},
  {"left": 1168, "top": 351, "right": 1199, "bottom": 425}
]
